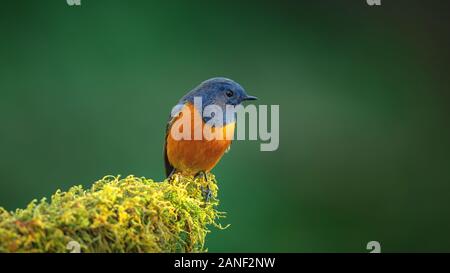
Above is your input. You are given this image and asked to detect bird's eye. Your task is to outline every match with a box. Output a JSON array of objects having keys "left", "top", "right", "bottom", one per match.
[{"left": 226, "top": 90, "right": 234, "bottom": 97}]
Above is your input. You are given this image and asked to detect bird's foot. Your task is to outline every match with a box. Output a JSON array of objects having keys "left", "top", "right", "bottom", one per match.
[
  {"left": 167, "top": 169, "right": 180, "bottom": 183},
  {"left": 195, "top": 171, "right": 213, "bottom": 202},
  {"left": 194, "top": 171, "right": 208, "bottom": 182},
  {"left": 201, "top": 186, "right": 212, "bottom": 203}
]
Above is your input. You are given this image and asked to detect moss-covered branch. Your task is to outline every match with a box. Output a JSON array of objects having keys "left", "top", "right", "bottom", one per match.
[{"left": 0, "top": 174, "right": 226, "bottom": 253}]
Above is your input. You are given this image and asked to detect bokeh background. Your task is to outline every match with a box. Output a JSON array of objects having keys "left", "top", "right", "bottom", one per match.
[{"left": 1, "top": 0, "right": 449, "bottom": 252}]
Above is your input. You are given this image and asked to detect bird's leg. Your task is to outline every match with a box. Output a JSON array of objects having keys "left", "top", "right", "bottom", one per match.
[
  {"left": 194, "top": 171, "right": 208, "bottom": 182},
  {"left": 168, "top": 169, "right": 179, "bottom": 182},
  {"left": 195, "top": 171, "right": 212, "bottom": 202},
  {"left": 202, "top": 186, "right": 212, "bottom": 203}
]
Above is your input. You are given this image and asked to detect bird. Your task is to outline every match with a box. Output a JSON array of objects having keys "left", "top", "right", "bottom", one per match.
[{"left": 164, "top": 77, "right": 257, "bottom": 180}]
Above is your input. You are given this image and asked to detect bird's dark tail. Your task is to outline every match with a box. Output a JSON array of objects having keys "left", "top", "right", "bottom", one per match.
[{"left": 164, "top": 144, "right": 174, "bottom": 178}]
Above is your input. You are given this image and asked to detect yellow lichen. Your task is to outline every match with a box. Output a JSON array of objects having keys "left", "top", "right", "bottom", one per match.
[{"left": 0, "top": 174, "right": 227, "bottom": 253}]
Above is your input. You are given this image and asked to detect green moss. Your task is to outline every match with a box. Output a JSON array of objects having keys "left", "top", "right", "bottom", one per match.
[{"left": 0, "top": 174, "right": 227, "bottom": 253}]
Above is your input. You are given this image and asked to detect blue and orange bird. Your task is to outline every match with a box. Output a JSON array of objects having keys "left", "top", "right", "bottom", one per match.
[{"left": 164, "top": 77, "right": 257, "bottom": 179}]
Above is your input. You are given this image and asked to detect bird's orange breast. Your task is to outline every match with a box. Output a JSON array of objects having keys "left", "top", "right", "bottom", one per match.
[{"left": 166, "top": 103, "right": 234, "bottom": 175}]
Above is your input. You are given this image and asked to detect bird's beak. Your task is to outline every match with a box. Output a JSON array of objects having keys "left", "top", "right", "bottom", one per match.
[{"left": 243, "top": 95, "right": 258, "bottom": 101}]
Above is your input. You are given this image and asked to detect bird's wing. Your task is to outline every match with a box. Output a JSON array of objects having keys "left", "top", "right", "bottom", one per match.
[
  {"left": 164, "top": 114, "right": 177, "bottom": 178},
  {"left": 164, "top": 103, "right": 188, "bottom": 178}
]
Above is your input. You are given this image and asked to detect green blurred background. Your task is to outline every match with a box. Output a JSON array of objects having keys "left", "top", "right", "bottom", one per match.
[{"left": 1, "top": 0, "right": 449, "bottom": 252}]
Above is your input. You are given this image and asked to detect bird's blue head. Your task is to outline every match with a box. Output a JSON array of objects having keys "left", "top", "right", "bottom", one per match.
[
  {"left": 181, "top": 77, "right": 257, "bottom": 109},
  {"left": 179, "top": 77, "right": 257, "bottom": 124}
]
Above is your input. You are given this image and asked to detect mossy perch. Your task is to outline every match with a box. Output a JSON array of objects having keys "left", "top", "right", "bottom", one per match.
[{"left": 0, "top": 174, "right": 226, "bottom": 253}]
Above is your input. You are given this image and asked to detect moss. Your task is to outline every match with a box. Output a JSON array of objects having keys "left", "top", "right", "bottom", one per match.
[{"left": 0, "top": 174, "right": 227, "bottom": 253}]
